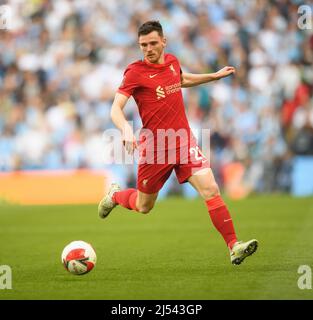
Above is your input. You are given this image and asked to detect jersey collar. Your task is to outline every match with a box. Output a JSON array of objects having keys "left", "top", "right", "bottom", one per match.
[{"left": 143, "top": 54, "right": 170, "bottom": 68}]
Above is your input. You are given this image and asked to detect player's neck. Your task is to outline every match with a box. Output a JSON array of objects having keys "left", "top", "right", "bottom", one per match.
[{"left": 156, "top": 53, "right": 165, "bottom": 64}]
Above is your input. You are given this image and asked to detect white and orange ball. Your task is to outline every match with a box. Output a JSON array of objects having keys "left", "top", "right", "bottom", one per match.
[{"left": 61, "top": 241, "right": 96, "bottom": 275}]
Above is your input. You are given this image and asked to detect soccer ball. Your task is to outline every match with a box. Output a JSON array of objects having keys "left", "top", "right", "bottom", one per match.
[{"left": 61, "top": 240, "right": 97, "bottom": 275}]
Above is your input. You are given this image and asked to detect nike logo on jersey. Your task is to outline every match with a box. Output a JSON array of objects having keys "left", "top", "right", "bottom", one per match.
[{"left": 149, "top": 74, "right": 158, "bottom": 78}]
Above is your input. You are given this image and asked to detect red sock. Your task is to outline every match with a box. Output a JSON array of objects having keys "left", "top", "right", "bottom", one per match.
[
  {"left": 205, "top": 195, "right": 237, "bottom": 249},
  {"left": 112, "top": 188, "right": 138, "bottom": 211}
]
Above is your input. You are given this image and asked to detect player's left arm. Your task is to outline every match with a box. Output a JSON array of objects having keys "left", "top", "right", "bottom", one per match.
[{"left": 180, "top": 66, "right": 236, "bottom": 88}]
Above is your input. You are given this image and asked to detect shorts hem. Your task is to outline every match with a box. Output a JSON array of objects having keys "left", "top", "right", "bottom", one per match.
[{"left": 137, "top": 185, "right": 163, "bottom": 194}]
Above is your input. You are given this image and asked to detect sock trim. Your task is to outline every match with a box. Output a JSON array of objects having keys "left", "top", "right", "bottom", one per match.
[{"left": 205, "top": 195, "right": 225, "bottom": 211}]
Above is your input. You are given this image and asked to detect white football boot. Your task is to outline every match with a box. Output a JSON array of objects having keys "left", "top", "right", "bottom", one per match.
[
  {"left": 230, "top": 239, "right": 258, "bottom": 265},
  {"left": 98, "top": 183, "right": 121, "bottom": 219}
]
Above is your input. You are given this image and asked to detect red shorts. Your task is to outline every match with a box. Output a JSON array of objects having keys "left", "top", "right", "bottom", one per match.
[{"left": 137, "top": 142, "right": 210, "bottom": 194}]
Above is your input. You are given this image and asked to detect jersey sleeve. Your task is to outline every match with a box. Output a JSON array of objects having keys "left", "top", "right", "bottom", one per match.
[
  {"left": 177, "top": 57, "right": 182, "bottom": 74},
  {"left": 117, "top": 66, "right": 139, "bottom": 97},
  {"left": 172, "top": 54, "right": 182, "bottom": 74}
]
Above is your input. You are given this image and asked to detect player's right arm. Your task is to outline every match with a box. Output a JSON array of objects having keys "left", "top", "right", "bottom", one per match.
[{"left": 111, "top": 92, "right": 138, "bottom": 154}]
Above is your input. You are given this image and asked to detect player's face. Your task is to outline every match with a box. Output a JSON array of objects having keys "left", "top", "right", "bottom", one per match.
[{"left": 138, "top": 31, "right": 166, "bottom": 64}]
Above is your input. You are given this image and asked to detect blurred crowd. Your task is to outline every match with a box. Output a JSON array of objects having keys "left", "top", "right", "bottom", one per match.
[{"left": 0, "top": 0, "right": 312, "bottom": 194}]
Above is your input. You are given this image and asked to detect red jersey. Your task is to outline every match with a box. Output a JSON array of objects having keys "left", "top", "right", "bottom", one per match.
[{"left": 118, "top": 53, "right": 193, "bottom": 151}]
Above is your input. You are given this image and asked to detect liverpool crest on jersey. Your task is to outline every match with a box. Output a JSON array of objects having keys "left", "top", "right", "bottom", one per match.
[{"left": 170, "top": 64, "right": 177, "bottom": 76}]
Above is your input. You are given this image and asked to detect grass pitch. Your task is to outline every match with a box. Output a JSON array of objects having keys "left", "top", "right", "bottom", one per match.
[{"left": 1, "top": 195, "right": 313, "bottom": 300}]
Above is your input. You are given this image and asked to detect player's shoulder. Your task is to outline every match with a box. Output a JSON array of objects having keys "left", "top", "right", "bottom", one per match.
[
  {"left": 124, "top": 59, "right": 145, "bottom": 74},
  {"left": 165, "top": 53, "right": 180, "bottom": 64}
]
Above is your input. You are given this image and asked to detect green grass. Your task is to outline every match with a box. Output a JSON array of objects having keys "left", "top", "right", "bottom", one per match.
[{"left": 1, "top": 195, "right": 313, "bottom": 300}]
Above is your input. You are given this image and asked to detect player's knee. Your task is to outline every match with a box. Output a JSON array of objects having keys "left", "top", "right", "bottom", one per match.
[
  {"left": 199, "top": 183, "right": 220, "bottom": 200},
  {"left": 137, "top": 204, "right": 154, "bottom": 214}
]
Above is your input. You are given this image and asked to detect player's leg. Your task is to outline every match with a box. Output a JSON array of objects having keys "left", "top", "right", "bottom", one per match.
[
  {"left": 187, "top": 168, "right": 258, "bottom": 265},
  {"left": 98, "top": 162, "right": 173, "bottom": 218},
  {"left": 114, "top": 187, "right": 158, "bottom": 213},
  {"left": 136, "top": 190, "right": 158, "bottom": 213},
  {"left": 98, "top": 183, "right": 158, "bottom": 218},
  {"left": 188, "top": 168, "right": 238, "bottom": 249}
]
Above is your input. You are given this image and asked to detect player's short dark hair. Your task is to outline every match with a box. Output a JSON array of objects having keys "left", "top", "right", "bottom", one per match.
[{"left": 138, "top": 21, "right": 163, "bottom": 38}]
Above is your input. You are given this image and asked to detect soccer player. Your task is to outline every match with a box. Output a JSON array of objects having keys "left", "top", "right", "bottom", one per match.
[{"left": 98, "top": 21, "right": 258, "bottom": 265}]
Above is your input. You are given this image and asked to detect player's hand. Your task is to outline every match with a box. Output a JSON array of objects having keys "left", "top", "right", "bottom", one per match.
[
  {"left": 215, "top": 66, "right": 236, "bottom": 80},
  {"left": 122, "top": 126, "right": 138, "bottom": 155}
]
